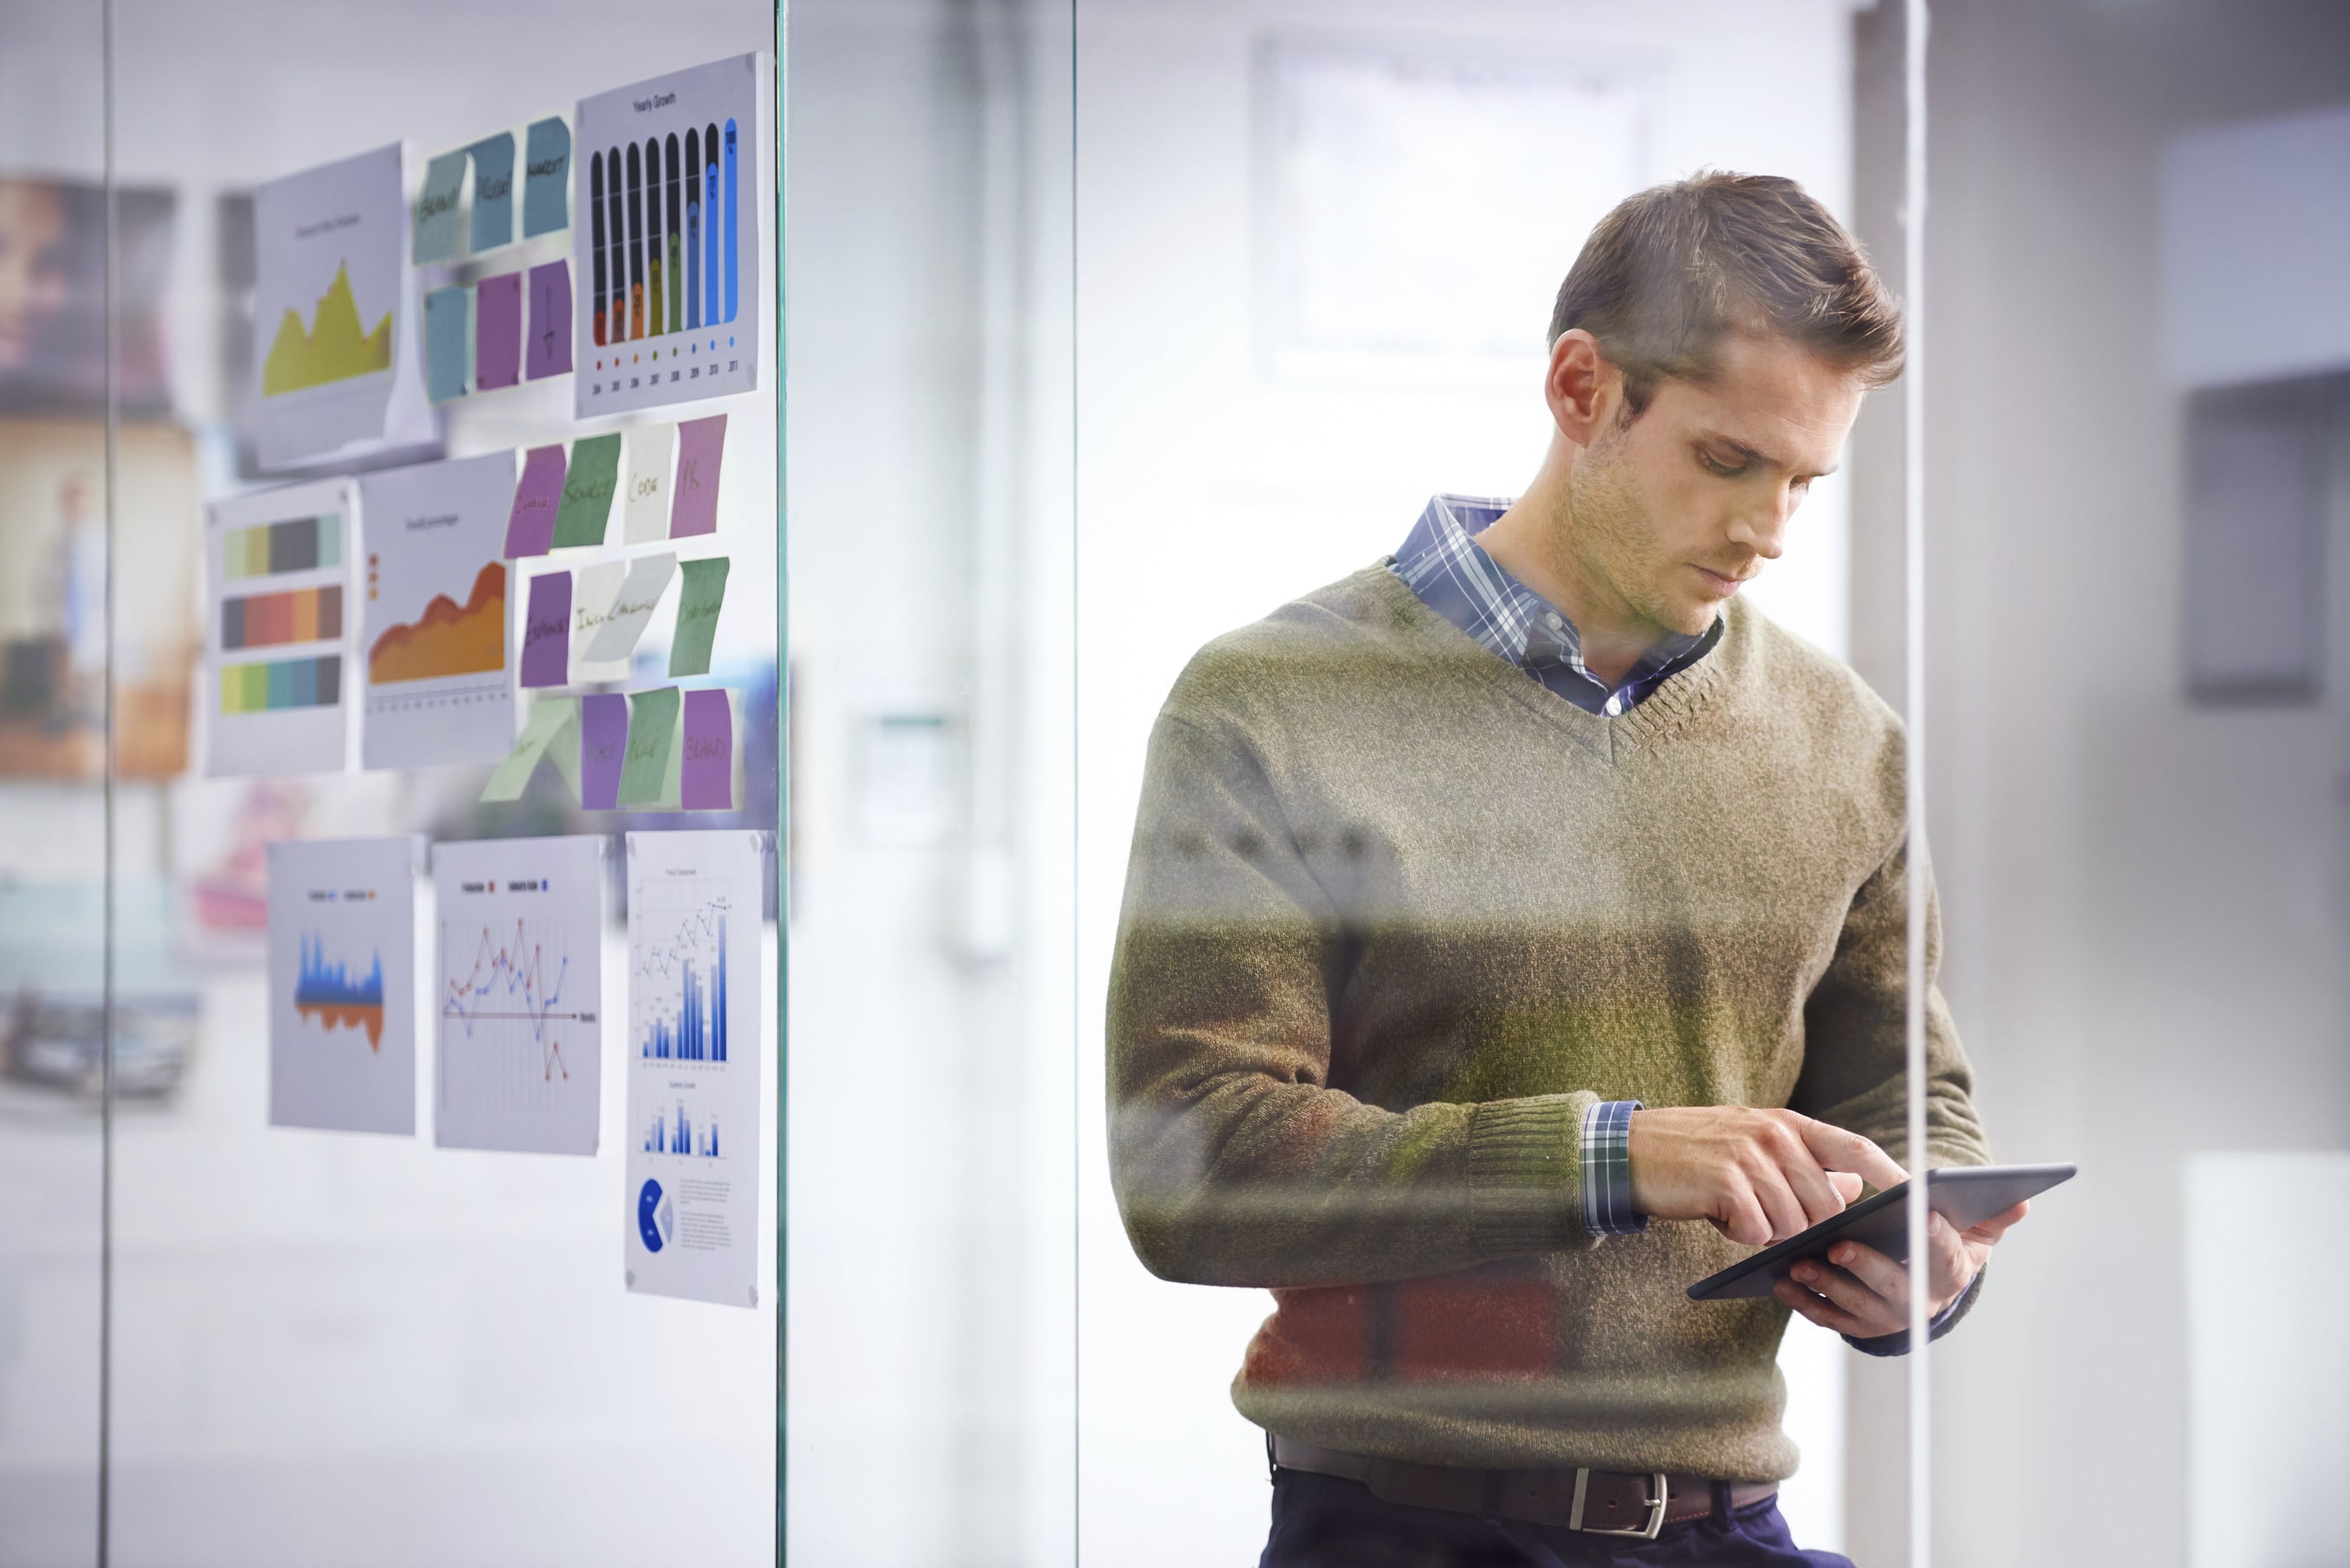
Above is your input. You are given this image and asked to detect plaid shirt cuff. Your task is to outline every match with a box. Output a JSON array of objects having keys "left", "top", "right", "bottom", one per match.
[{"left": 1580, "top": 1099, "right": 1647, "bottom": 1236}]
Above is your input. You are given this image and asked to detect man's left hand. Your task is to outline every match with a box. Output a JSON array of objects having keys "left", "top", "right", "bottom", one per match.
[{"left": 1772, "top": 1201, "right": 2029, "bottom": 1339}]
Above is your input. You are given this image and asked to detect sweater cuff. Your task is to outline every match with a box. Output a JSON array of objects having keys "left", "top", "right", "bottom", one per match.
[
  {"left": 1466, "top": 1092, "right": 1597, "bottom": 1255},
  {"left": 1844, "top": 1264, "right": 1985, "bottom": 1358}
]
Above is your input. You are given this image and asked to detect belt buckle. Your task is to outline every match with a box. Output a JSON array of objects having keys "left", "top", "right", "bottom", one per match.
[{"left": 1566, "top": 1468, "right": 1669, "bottom": 1540}]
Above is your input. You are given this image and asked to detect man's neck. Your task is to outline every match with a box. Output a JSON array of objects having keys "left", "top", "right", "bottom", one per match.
[{"left": 1477, "top": 468, "right": 1665, "bottom": 689}]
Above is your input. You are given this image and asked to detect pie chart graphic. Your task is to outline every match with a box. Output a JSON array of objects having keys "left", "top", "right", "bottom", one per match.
[{"left": 637, "top": 1178, "right": 674, "bottom": 1252}]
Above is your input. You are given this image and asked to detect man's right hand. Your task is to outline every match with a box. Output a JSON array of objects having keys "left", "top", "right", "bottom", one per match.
[{"left": 1627, "top": 1107, "right": 1909, "bottom": 1247}]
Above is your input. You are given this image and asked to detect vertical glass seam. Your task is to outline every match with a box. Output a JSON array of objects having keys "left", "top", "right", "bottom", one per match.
[{"left": 1901, "top": 2, "right": 1934, "bottom": 1565}]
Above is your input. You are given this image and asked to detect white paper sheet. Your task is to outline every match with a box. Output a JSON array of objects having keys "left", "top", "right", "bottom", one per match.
[
  {"left": 582, "top": 551, "right": 676, "bottom": 664},
  {"left": 569, "top": 559, "right": 631, "bottom": 683},
  {"left": 623, "top": 829, "right": 763, "bottom": 1307},
  {"left": 204, "top": 478, "right": 355, "bottom": 778},
  {"left": 358, "top": 453, "right": 519, "bottom": 770},
  {"left": 268, "top": 836, "right": 420, "bottom": 1135},
  {"left": 432, "top": 835, "right": 606, "bottom": 1155}
]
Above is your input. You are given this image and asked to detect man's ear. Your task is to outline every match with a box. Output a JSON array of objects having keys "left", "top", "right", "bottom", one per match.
[{"left": 1546, "top": 328, "right": 1619, "bottom": 448}]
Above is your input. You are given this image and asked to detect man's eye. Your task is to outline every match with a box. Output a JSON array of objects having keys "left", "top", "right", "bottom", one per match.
[{"left": 1699, "top": 450, "right": 1746, "bottom": 478}]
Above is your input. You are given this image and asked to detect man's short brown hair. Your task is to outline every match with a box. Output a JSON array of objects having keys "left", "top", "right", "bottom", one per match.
[{"left": 1548, "top": 171, "right": 1904, "bottom": 415}]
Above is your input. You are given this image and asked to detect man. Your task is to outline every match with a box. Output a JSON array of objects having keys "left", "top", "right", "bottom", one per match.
[{"left": 1106, "top": 173, "right": 2028, "bottom": 1567}]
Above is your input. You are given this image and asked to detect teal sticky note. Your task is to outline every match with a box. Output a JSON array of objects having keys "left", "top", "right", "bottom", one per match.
[
  {"left": 415, "top": 150, "right": 468, "bottom": 263},
  {"left": 668, "top": 556, "right": 730, "bottom": 678},
  {"left": 617, "top": 686, "right": 681, "bottom": 809},
  {"left": 424, "top": 285, "right": 471, "bottom": 403},
  {"left": 552, "top": 432, "right": 619, "bottom": 547},
  {"left": 523, "top": 117, "right": 571, "bottom": 238},
  {"left": 466, "top": 132, "right": 515, "bottom": 252}
]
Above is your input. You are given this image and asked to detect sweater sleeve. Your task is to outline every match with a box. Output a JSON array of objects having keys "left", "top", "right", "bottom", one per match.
[{"left": 1107, "top": 709, "right": 1598, "bottom": 1289}]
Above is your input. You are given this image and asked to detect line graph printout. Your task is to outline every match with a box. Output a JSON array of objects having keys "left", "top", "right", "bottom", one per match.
[
  {"left": 267, "top": 836, "right": 419, "bottom": 1135},
  {"left": 358, "top": 452, "right": 517, "bottom": 770},
  {"left": 623, "top": 829, "right": 761, "bottom": 1307},
  {"left": 432, "top": 835, "right": 605, "bottom": 1154}
]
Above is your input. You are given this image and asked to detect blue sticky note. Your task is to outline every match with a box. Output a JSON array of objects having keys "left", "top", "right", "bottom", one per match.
[
  {"left": 523, "top": 117, "right": 571, "bottom": 238},
  {"left": 424, "top": 285, "right": 471, "bottom": 403},
  {"left": 415, "top": 150, "right": 468, "bottom": 264},
  {"left": 466, "top": 132, "right": 515, "bottom": 252}
]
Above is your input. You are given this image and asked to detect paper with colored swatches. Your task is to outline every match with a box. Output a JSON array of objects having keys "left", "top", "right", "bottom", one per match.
[
  {"left": 505, "top": 444, "right": 566, "bottom": 558},
  {"left": 520, "top": 570, "right": 571, "bottom": 687},
  {"left": 267, "top": 835, "right": 420, "bottom": 1136},
  {"left": 622, "top": 424, "right": 675, "bottom": 543},
  {"left": 481, "top": 695, "right": 579, "bottom": 801},
  {"left": 583, "top": 552, "right": 676, "bottom": 665},
  {"left": 425, "top": 285, "right": 470, "bottom": 403},
  {"left": 205, "top": 477, "right": 355, "bottom": 777},
  {"left": 668, "top": 557, "right": 730, "bottom": 677},
  {"left": 552, "top": 432, "right": 620, "bottom": 547},
  {"left": 475, "top": 271, "right": 522, "bottom": 390},
  {"left": 569, "top": 560, "right": 631, "bottom": 683},
  {"left": 669, "top": 414, "right": 726, "bottom": 537}
]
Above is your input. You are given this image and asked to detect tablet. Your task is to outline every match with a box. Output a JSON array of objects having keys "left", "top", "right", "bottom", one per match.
[{"left": 1685, "top": 1163, "right": 2076, "bottom": 1301}]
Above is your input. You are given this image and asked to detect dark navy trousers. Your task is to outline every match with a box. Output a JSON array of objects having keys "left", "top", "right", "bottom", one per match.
[{"left": 1261, "top": 1470, "right": 1857, "bottom": 1568}]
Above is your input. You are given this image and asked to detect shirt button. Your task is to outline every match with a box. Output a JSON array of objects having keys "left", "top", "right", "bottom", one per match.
[{"left": 1545, "top": 613, "right": 1565, "bottom": 632}]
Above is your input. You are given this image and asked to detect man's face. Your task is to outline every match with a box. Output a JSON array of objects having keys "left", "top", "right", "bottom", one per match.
[{"left": 1566, "top": 332, "right": 1864, "bottom": 638}]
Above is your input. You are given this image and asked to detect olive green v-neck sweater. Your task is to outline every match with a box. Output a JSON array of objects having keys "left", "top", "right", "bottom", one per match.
[{"left": 1107, "top": 564, "right": 1991, "bottom": 1481}]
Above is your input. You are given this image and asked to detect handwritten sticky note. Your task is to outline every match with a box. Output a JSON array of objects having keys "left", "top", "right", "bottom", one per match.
[
  {"left": 620, "top": 424, "right": 674, "bottom": 543},
  {"left": 504, "top": 443, "right": 566, "bottom": 558},
  {"left": 520, "top": 570, "right": 571, "bottom": 687},
  {"left": 523, "top": 117, "right": 571, "bottom": 238},
  {"left": 617, "top": 686, "right": 681, "bottom": 809},
  {"left": 552, "top": 432, "right": 620, "bottom": 547},
  {"left": 580, "top": 693, "right": 627, "bottom": 810},
  {"left": 568, "top": 561, "right": 628, "bottom": 683},
  {"left": 681, "top": 687, "right": 733, "bottom": 810},
  {"left": 415, "top": 150, "right": 468, "bottom": 263},
  {"left": 424, "top": 285, "right": 471, "bottom": 403},
  {"left": 668, "top": 557, "right": 730, "bottom": 678},
  {"left": 526, "top": 260, "right": 572, "bottom": 379},
  {"left": 669, "top": 413, "right": 726, "bottom": 537},
  {"left": 480, "top": 695, "right": 578, "bottom": 802},
  {"left": 475, "top": 271, "right": 522, "bottom": 390},
  {"left": 584, "top": 552, "right": 676, "bottom": 664},
  {"left": 466, "top": 132, "right": 516, "bottom": 252}
]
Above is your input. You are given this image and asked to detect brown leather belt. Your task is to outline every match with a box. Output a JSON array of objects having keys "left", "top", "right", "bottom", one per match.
[{"left": 1270, "top": 1435, "right": 1777, "bottom": 1541}]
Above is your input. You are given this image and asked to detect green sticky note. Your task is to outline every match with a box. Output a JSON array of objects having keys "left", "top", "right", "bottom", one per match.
[
  {"left": 617, "top": 686, "right": 681, "bottom": 809},
  {"left": 547, "top": 703, "right": 584, "bottom": 803},
  {"left": 668, "top": 557, "right": 731, "bottom": 677},
  {"left": 552, "top": 433, "right": 620, "bottom": 548},
  {"left": 479, "top": 695, "right": 578, "bottom": 802}
]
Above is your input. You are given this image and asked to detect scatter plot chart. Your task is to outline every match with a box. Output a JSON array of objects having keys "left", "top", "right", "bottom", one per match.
[
  {"left": 432, "top": 836, "right": 605, "bottom": 1154},
  {"left": 268, "top": 836, "right": 419, "bottom": 1135}
]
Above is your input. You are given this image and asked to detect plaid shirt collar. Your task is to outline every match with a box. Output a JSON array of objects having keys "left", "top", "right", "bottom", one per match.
[{"left": 1390, "top": 494, "right": 1721, "bottom": 718}]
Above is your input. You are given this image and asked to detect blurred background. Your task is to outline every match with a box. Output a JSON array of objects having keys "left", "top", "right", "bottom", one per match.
[{"left": 5, "top": 0, "right": 2349, "bottom": 1565}]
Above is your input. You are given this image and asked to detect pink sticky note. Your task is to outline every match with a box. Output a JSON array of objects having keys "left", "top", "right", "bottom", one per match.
[
  {"left": 520, "top": 571, "right": 571, "bottom": 688},
  {"left": 669, "top": 414, "right": 726, "bottom": 538},
  {"left": 527, "top": 260, "right": 573, "bottom": 380},
  {"left": 681, "top": 687, "right": 733, "bottom": 810},
  {"left": 580, "top": 694, "right": 626, "bottom": 810},
  {"left": 504, "top": 443, "right": 566, "bottom": 558},
  {"left": 475, "top": 272, "right": 522, "bottom": 390}
]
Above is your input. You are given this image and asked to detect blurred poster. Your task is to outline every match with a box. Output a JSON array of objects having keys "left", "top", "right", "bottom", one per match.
[
  {"left": 0, "top": 419, "right": 198, "bottom": 779},
  {"left": 0, "top": 176, "right": 174, "bottom": 416},
  {"left": 623, "top": 829, "right": 761, "bottom": 1307},
  {"left": 267, "top": 835, "right": 419, "bottom": 1135},
  {"left": 573, "top": 54, "right": 765, "bottom": 419},
  {"left": 250, "top": 144, "right": 429, "bottom": 469},
  {"left": 432, "top": 834, "right": 604, "bottom": 1155},
  {"left": 356, "top": 453, "right": 517, "bottom": 771},
  {"left": 203, "top": 478, "right": 354, "bottom": 778}
]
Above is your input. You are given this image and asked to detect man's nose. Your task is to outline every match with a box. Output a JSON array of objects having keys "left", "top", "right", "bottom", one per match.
[{"left": 1727, "top": 501, "right": 1789, "bottom": 561}]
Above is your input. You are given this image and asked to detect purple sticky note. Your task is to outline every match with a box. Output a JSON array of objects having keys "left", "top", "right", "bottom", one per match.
[
  {"left": 504, "top": 443, "right": 566, "bottom": 558},
  {"left": 527, "top": 260, "right": 573, "bottom": 379},
  {"left": 520, "top": 571, "right": 571, "bottom": 688},
  {"left": 475, "top": 272, "right": 522, "bottom": 390},
  {"left": 669, "top": 414, "right": 726, "bottom": 538},
  {"left": 581, "top": 693, "right": 626, "bottom": 810},
  {"left": 681, "top": 687, "right": 733, "bottom": 810}
]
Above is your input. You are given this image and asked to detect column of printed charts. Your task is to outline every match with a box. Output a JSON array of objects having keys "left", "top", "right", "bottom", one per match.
[
  {"left": 206, "top": 479, "right": 354, "bottom": 777},
  {"left": 433, "top": 836, "right": 605, "bottom": 1154},
  {"left": 267, "top": 836, "right": 418, "bottom": 1134},
  {"left": 623, "top": 829, "right": 762, "bottom": 1307}
]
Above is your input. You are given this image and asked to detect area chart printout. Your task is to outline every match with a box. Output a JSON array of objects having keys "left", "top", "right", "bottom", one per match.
[
  {"left": 573, "top": 53, "right": 765, "bottom": 418},
  {"left": 267, "top": 836, "right": 419, "bottom": 1135},
  {"left": 433, "top": 836, "right": 604, "bottom": 1155},
  {"left": 252, "top": 143, "right": 422, "bottom": 468},
  {"left": 623, "top": 829, "right": 762, "bottom": 1307},
  {"left": 205, "top": 479, "right": 353, "bottom": 778},
  {"left": 358, "top": 453, "right": 518, "bottom": 770}
]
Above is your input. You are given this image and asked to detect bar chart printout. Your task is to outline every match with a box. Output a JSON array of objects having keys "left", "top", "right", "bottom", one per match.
[
  {"left": 267, "top": 836, "right": 419, "bottom": 1135},
  {"left": 433, "top": 835, "right": 606, "bottom": 1155},
  {"left": 623, "top": 829, "right": 762, "bottom": 1307}
]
